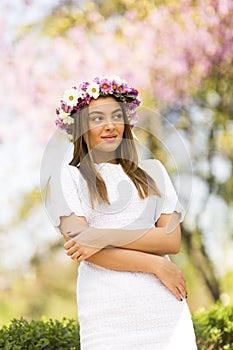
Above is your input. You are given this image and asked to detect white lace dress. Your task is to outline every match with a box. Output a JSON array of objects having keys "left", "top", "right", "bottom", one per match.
[{"left": 48, "top": 159, "right": 197, "bottom": 350}]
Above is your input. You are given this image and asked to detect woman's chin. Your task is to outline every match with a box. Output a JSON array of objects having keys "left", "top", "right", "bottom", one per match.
[{"left": 94, "top": 140, "right": 122, "bottom": 153}]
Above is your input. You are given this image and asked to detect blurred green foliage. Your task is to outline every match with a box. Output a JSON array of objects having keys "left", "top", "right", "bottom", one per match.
[
  {"left": 0, "top": 318, "right": 80, "bottom": 350},
  {"left": 13, "top": 189, "right": 41, "bottom": 224},
  {"left": 193, "top": 303, "right": 233, "bottom": 349},
  {"left": 0, "top": 256, "right": 78, "bottom": 325}
]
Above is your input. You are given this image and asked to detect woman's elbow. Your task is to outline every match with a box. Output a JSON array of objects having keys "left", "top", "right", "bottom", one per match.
[
  {"left": 168, "top": 228, "right": 181, "bottom": 254},
  {"left": 169, "top": 242, "right": 181, "bottom": 254}
]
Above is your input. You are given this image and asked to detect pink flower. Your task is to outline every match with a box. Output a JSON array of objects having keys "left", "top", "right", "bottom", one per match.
[
  {"left": 100, "top": 79, "right": 113, "bottom": 94},
  {"left": 115, "top": 83, "right": 128, "bottom": 94},
  {"left": 79, "top": 81, "right": 89, "bottom": 91}
]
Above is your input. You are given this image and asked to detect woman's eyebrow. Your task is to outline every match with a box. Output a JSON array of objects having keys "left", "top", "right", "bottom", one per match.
[
  {"left": 89, "top": 108, "right": 122, "bottom": 116},
  {"left": 89, "top": 111, "right": 104, "bottom": 116},
  {"left": 112, "top": 108, "right": 122, "bottom": 114}
]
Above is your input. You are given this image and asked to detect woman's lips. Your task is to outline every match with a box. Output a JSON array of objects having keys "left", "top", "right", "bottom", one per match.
[{"left": 101, "top": 135, "right": 117, "bottom": 141}]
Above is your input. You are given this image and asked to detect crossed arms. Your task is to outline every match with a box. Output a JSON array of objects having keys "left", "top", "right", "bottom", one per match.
[{"left": 59, "top": 212, "right": 187, "bottom": 301}]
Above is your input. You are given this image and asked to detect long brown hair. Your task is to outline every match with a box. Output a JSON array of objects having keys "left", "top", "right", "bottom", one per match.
[{"left": 69, "top": 98, "right": 161, "bottom": 207}]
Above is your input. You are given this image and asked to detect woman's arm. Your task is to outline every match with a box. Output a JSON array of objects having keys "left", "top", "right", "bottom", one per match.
[
  {"left": 88, "top": 248, "right": 187, "bottom": 301},
  {"left": 65, "top": 241, "right": 186, "bottom": 302},
  {"left": 59, "top": 212, "right": 181, "bottom": 256},
  {"left": 119, "top": 212, "right": 181, "bottom": 255},
  {"left": 61, "top": 214, "right": 186, "bottom": 301}
]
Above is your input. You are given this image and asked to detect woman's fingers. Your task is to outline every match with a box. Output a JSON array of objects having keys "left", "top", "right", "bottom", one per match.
[
  {"left": 64, "top": 240, "right": 75, "bottom": 250},
  {"left": 64, "top": 240, "right": 102, "bottom": 262},
  {"left": 65, "top": 243, "right": 91, "bottom": 261},
  {"left": 66, "top": 243, "right": 83, "bottom": 256},
  {"left": 174, "top": 273, "right": 187, "bottom": 301},
  {"left": 155, "top": 258, "right": 188, "bottom": 301},
  {"left": 70, "top": 251, "right": 83, "bottom": 261},
  {"left": 170, "top": 286, "right": 187, "bottom": 302},
  {"left": 168, "top": 284, "right": 185, "bottom": 302},
  {"left": 174, "top": 269, "right": 187, "bottom": 300},
  {"left": 77, "top": 255, "right": 84, "bottom": 262},
  {"left": 173, "top": 287, "right": 183, "bottom": 302},
  {"left": 177, "top": 282, "right": 187, "bottom": 300},
  {"left": 64, "top": 239, "right": 83, "bottom": 252}
]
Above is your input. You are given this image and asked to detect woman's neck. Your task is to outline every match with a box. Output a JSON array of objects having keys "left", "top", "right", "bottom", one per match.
[{"left": 91, "top": 150, "right": 118, "bottom": 164}]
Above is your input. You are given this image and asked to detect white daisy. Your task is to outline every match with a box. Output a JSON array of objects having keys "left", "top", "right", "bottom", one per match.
[
  {"left": 58, "top": 109, "right": 74, "bottom": 125},
  {"left": 58, "top": 109, "right": 70, "bottom": 120},
  {"left": 78, "top": 90, "right": 87, "bottom": 99},
  {"left": 104, "top": 75, "right": 126, "bottom": 85},
  {"left": 67, "top": 134, "right": 74, "bottom": 142},
  {"left": 63, "top": 115, "right": 74, "bottom": 125},
  {"left": 63, "top": 88, "right": 80, "bottom": 107},
  {"left": 86, "top": 82, "right": 100, "bottom": 99}
]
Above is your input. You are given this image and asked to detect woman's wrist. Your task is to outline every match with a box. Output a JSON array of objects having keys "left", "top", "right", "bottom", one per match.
[{"left": 150, "top": 255, "right": 164, "bottom": 275}]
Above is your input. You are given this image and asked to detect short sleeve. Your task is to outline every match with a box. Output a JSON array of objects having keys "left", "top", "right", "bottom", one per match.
[
  {"left": 42, "top": 163, "right": 85, "bottom": 228},
  {"left": 139, "top": 159, "right": 185, "bottom": 223},
  {"left": 61, "top": 164, "right": 86, "bottom": 216}
]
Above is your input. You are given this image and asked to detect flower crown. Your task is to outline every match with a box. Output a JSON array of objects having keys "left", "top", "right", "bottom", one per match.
[{"left": 55, "top": 75, "right": 141, "bottom": 142}]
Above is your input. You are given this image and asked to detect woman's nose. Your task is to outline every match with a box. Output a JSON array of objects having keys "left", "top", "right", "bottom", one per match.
[{"left": 104, "top": 118, "right": 115, "bottom": 129}]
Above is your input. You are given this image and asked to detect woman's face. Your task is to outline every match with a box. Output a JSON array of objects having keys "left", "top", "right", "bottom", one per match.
[{"left": 86, "top": 96, "right": 125, "bottom": 160}]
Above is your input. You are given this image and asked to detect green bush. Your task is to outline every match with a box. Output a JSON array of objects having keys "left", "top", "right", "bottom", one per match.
[
  {"left": 0, "top": 304, "right": 232, "bottom": 349},
  {"left": 193, "top": 303, "right": 233, "bottom": 350},
  {"left": 0, "top": 318, "right": 80, "bottom": 350}
]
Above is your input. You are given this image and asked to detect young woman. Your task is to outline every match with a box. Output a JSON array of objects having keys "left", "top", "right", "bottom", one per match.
[{"left": 48, "top": 75, "right": 197, "bottom": 349}]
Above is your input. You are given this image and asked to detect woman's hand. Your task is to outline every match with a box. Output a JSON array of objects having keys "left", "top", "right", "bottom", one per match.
[
  {"left": 64, "top": 239, "right": 102, "bottom": 262},
  {"left": 59, "top": 214, "right": 88, "bottom": 237},
  {"left": 154, "top": 256, "right": 187, "bottom": 302}
]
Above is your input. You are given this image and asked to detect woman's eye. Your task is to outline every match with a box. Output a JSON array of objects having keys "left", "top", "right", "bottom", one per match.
[
  {"left": 90, "top": 115, "right": 103, "bottom": 122},
  {"left": 113, "top": 113, "right": 123, "bottom": 120}
]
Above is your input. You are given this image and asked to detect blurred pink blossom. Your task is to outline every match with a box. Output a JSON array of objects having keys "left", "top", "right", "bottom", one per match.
[{"left": 1, "top": 0, "right": 233, "bottom": 143}]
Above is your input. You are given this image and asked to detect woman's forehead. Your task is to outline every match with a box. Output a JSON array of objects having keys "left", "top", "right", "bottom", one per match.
[{"left": 88, "top": 96, "right": 121, "bottom": 112}]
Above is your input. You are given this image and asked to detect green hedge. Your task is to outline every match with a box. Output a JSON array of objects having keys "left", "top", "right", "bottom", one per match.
[
  {"left": 0, "top": 304, "right": 232, "bottom": 349},
  {"left": 193, "top": 303, "right": 233, "bottom": 350},
  {"left": 0, "top": 318, "right": 80, "bottom": 350}
]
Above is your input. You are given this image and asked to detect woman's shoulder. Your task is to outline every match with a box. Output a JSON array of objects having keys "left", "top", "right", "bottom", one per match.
[
  {"left": 61, "top": 163, "right": 81, "bottom": 184},
  {"left": 139, "top": 158, "right": 165, "bottom": 174},
  {"left": 139, "top": 159, "right": 171, "bottom": 193}
]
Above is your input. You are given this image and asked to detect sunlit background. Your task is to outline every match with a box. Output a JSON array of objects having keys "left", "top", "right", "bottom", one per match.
[{"left": 1, "top": 0, "right": 233, "bottom": 325}]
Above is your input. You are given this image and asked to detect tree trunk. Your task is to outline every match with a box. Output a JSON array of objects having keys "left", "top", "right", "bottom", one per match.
[{"left": 182, "top": 225, "right": 220, "bottom": 301}]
